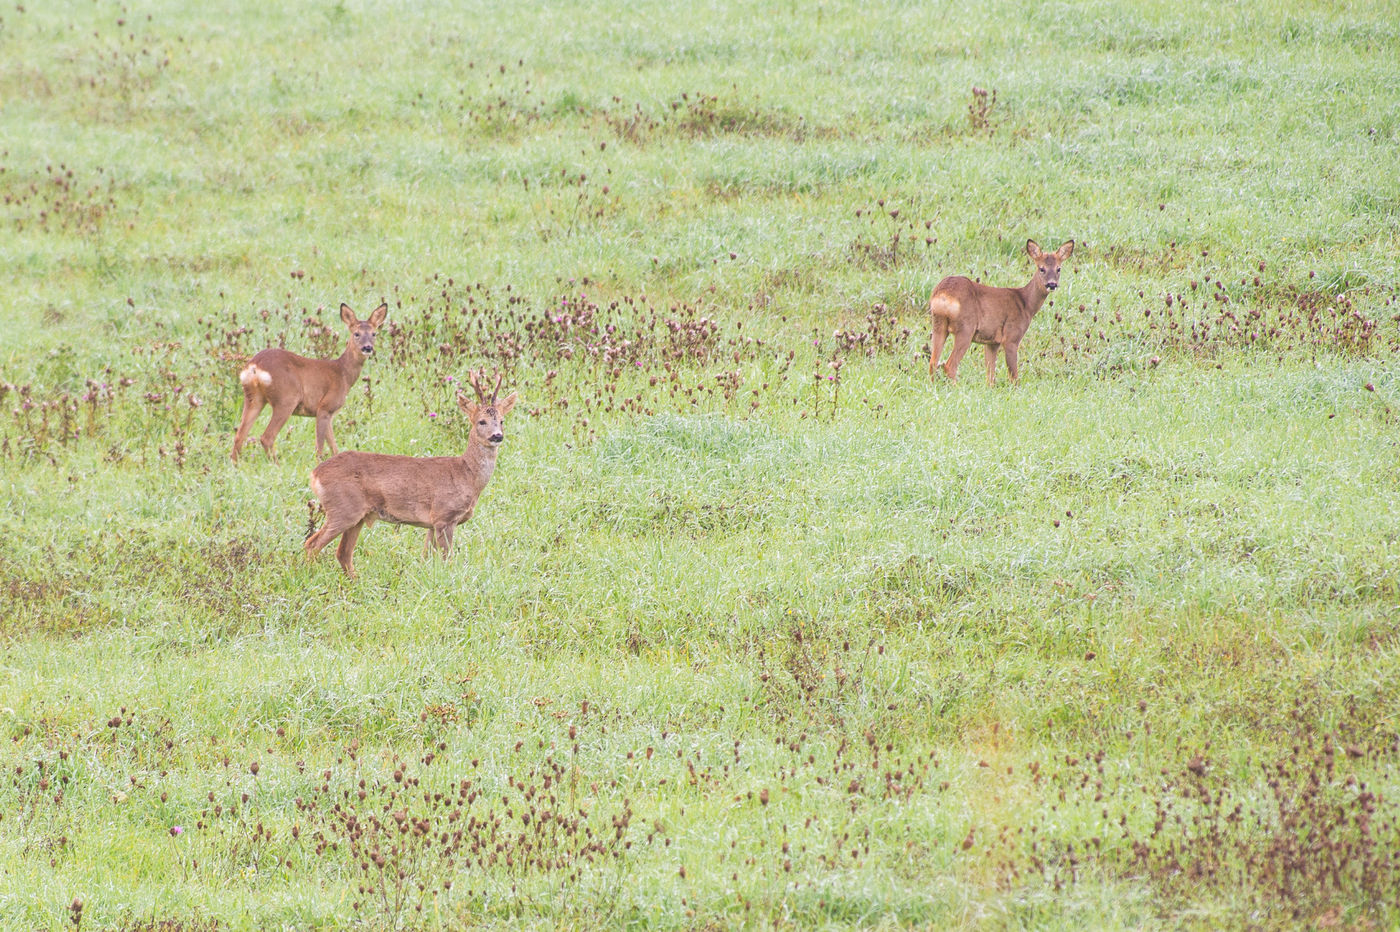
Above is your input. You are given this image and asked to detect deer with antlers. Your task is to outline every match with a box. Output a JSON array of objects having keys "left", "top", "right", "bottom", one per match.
[
  {"left": 231, "top": 302, "right": 388, "bottom": 462},
  {"left": 304, "top": 370, "right": 518, "bottom": 578}
]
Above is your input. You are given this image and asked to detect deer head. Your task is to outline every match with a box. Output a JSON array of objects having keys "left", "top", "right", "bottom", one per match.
[
  {"left": 459, "top": 369, "right": 518, "bottom": 447},
  {"left": 1026, "top": 240, "right": 1075, "bottom": 291},
  {"left": 341, "top": 302, "right": 389, "bottom": 357}
]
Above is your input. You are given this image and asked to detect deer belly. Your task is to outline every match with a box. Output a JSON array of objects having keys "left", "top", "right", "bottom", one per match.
[
  {"left": 973, "top": 312, "right": 1015, "bottom": 344},
  {"left": 364, "top": 488, "right": 430, "bottom": 528},
  {"left": 371, "top": 499, "right": 468, "bottom": 530},
  {"left": 372, "top": 504, "right": 428, "bottom": 528},
  {"left": 295, "top": 395, "right": 341, "bottom": 417},
  {"left": 959, "top": 306, "right": 995, "bottom": 344}
]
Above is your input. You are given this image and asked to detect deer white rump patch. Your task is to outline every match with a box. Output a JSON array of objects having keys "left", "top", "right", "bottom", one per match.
[
  {"left": 240, "top": 364, "right": 273, "bottom": 387},
  {"left": 930, "top": 294, "right": 961, "bottom": 318}
]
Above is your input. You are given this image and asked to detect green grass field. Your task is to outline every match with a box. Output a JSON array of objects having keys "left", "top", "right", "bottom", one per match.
[{"left": 3, "top": 0, "right": 1399, "bottom": 928}]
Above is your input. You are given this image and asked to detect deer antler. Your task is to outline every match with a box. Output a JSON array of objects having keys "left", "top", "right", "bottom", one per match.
[
  {"left": 463, "top": 368, "right": 504, "bottom": 404},
  {"left": 465, "top": 368, "right": 487, "bottom": 404}
]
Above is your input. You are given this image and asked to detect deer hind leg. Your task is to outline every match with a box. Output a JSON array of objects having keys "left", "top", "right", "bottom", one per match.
[
  {"left": 335, "top": 520, "right": 365, "bottom": 578},
  {"left": 942, "top": 329, "right": 973, "bottom": 382},
  {"left": 984, "top": 343, "right": 999, "bottom": 386},
  {"left": 305, "top": 511, "right": 354, "bottom": 561},
  {"left": 259, "top": 401, "right": 297, "bottom": 462},
  {"left": 929, "top": 317, "right": 949, "bottom": 382},
  {"left": 231, "top": 390, "right": 266, "bottom": 461}
]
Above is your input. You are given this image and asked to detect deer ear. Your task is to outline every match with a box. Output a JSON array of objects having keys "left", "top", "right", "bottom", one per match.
[
  {"left": 1056, "top": 240, "right": 1075, "bottom": 260},
  {"left": 368, "top": 303, "right": 388, "bottom": 328},
  {"left": 456, "top": 392, "right": 477, "bottom": 417},
  {"left": 498, "top": 392, "right": 518, "bottom": 417},
  {"left": 340, "top": 303, "right": 357, "bottom": 327},
  {"left": 1026, "top": 240, "right": 1042, "bottom": 260}
]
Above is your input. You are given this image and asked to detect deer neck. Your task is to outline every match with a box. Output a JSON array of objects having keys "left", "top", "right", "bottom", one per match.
[
  {"left": 461, "top": 436, "right": 500, "bottom": 482},
  {"left": 337, "top": 340, "right": 367, "bottom": 384},
  {"left": 1018, "top": 275, "right": 1051, "bottom": 321}
]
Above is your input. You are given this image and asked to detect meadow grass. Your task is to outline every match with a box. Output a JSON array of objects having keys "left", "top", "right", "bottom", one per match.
[{"left": 2, "top": 0, "right": 1399, "bottom": 928}]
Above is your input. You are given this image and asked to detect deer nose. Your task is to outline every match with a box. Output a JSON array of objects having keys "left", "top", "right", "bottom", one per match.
[
  {"left": 361, "top": 345, "right": 374, "bottom": 355},
  {"left": 490, "top": 432, "right": 504, "bottom": 444},
  {"left": 1045, "top": 281, "right": 1058, "bottom": 290}
]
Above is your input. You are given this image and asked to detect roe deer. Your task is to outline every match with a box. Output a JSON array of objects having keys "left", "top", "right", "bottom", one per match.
[
  {"left": 928, "top": 239, "right": 1074, "bottom": 385},
  {"left": 304, "top": 370, "right": 518, "bottom": 578},
  {"left": 231, "top": 302, "right": 389, "bottom": 462}
]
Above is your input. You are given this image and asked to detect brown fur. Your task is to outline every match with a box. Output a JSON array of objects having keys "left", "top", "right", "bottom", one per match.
[
  {"left": 231, "top": 302, "right": 388, "bottom": 462},
  {"left": 305, "top": 372, "right": 517, "bottom": 578},
  {"left": 928, "top": 239, "right": 1074, "bottom": 385}
]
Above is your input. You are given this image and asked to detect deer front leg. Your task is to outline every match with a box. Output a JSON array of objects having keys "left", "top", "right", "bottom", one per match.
[
  {"left": 428, "top": 523, "right": 456, "bottom": 559},
  {"left": 314, "top": 412, "right": 340, "bottom": 460},
  {"left": 984, "top": 343, "right": 999, "bottom": 386},
  {"left": 1004, "top": 342, "right": 1021, "bottom": 385},
  {"left": 436, "top": 505, "right": 474, "bottom": 560}
]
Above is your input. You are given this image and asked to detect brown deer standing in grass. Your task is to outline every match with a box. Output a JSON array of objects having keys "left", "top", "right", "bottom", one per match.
[
  {"left": 231, "top": 302, "right": 389, "bottom": 462},
  {"left": 304, "top": 370, "right": 518, "bottom": 578},
  {"left": 928, "top": 239, "right": 1074, "bottom": 385}
]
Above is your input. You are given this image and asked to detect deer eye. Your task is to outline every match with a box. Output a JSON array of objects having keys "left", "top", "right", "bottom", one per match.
[{"left": 478, "top": 419, "right": 487, "bottom": 425}]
